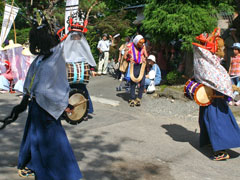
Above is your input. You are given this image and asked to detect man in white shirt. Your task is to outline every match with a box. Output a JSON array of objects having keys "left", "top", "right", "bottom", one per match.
[{"left": 97, "top": 33, "right": 113, "bottom": 75}]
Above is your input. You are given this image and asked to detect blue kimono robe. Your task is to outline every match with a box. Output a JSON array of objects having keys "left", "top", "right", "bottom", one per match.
[
  {"left": 199, "top": 95, "right": 240, "bottom": 152},
  {"left": 18, "top": 100, "right": 82, "bottom": 180},
  {"left": 18, "top": 45, "right": 82, "bottom": 179}
]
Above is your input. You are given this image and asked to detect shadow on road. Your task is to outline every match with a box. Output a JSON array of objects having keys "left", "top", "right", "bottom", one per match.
[
  {"left": 65, "top": 127, "right": 174, "bottom": 180},
  {"left": 0, "top": 100, "right": 170, "bottom": 180},
  {"left": 162, "top": 124, "right": 240, "bottom": 160},
  {"left": 116, "top": 92, "right": 130, "bottom": 102}
]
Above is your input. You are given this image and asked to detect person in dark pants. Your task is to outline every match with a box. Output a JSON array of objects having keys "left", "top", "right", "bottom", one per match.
[
  {"left": 129, "top": 64, "right": 145, "bottom": 104},
  {"left": 124, "top": 34, "right": 148, "bottom": 107}
]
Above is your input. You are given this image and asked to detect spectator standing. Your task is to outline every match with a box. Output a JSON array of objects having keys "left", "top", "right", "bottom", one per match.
[
  {"left": 229, "top": 43, "right": 240, "bottom": 105},
  {"left": 223, "top": 28, "right": 238, "bottom": 69},
  {"left": 118, "top": 36, "right": 131, "bottom": 80},
  {"left": 97, "top": 33, "right": 114, "bottom": 75}
]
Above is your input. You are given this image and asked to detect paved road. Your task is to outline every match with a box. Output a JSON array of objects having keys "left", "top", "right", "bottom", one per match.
[{"left": 0, "top": 75, "right": 240, "bottom": 180}]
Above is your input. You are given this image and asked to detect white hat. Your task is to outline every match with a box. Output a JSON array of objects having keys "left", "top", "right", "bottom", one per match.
[
  {"left": 148, "top": 55, "right": 156, "bottom": 63},
  {"left": 133, "top": 35, "right": 144, "bottom": 45},
  {"left": 232, "top": 42, "right": 240, "bottom": 50},
  {"left": 4, "top": 39, "right": 22, "bottom": 50}
]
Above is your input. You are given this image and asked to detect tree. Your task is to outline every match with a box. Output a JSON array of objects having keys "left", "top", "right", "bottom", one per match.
[
  {"left": 104, "top": 0, "right": 146, "bottom": 10},
  {"left": 143, "top": 0, "right": 235, "bottom": 50}
]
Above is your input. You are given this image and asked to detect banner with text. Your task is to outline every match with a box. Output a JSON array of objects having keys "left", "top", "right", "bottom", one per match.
[
  {"left": 65, "top": 0, "right": 79, "bottom": 34},
  {"left": 0, "top": 4, "right": 19, "bottom": 47}
]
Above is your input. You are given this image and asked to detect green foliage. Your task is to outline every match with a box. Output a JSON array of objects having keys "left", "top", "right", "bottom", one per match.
[
  {"left": 8, "top": 28, "right": 31, "bottom": 44},
  {"left": 96, "top": 10, "right": 135, "bottom": 38},
  {"left": 85, "top": 25, "right": 99, "bottom": 62},
  {"left": 143, "top": 0, "right": 235, "bottom": 50},
  {"left": 104, "top": 0, "right": 146, "bottom": 10},
  {"left": 85, "top": 9, "right": 137, "bottom": 63},
  {"left": 0, "top": 0, "right": 140, "bottom": 59},
  {"left": 166, "top": 70, "right": 182, "bottom": 85}
]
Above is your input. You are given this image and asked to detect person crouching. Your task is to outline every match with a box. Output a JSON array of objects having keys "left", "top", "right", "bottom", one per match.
[{"left": 144, "top": 55, "right": 161, "bottom": 93}]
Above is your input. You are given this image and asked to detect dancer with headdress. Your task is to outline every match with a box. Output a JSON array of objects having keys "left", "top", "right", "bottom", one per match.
[
  {"left": 0, "top": 11, "right": 83, "bottom": 179},
  {"left": 124, "top": 34, "right": 148, "bottom": 107},
  {"left": 192, "top": 28, "right": 240, "bottom": 161},
  {"left": 58, "top": 1, "right": 99, "bottom": 120}
]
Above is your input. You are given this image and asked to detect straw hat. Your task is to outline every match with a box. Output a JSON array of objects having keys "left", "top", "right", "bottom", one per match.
[
  {"left": 22, "top": 47, "right": 34, "bottom": 56},
  {"left": 3, "top": 39, "right": 22, "bottom": 50}
]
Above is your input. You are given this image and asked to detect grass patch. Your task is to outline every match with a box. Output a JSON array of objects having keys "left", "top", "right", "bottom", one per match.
[
  {"left": 156, "top": 85, "right": 168, "bottom": 92},
  {"left": 156, "top": 84, "right": 185, "bottom": 93},
  {"left": 169, "top": 85, "right": 185, "bottom": 92}
]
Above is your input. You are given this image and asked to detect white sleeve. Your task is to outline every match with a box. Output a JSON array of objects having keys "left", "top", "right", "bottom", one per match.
[{"left": 97, "top": 41, "right": 101, "bottom": 49}]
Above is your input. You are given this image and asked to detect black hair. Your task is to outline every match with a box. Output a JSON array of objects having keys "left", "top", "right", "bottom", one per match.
[{"left": 29, "top": 20, "right": 60, "bottom": 56}]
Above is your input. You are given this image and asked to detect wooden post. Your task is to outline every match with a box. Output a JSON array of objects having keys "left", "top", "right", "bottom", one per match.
[
  {"left": 11, "top": 0, "right": 17, "bottom": 43},
  {"left": 13, "top": 21, "right": 17, "bottom": 43}
]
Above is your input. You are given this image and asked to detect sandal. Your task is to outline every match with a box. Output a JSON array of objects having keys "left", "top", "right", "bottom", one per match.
[
  {"left": 135, "top": 98, "right": 141, "bottom": 106},
  {"left": 18, "top": 167, "right": 35, "bottom": 178},
  {"left": 129, "top": 100, "right": 135, "bottom": 107},
  {"left": 212, "top": 151, "right": 230, "bottom": 161}
]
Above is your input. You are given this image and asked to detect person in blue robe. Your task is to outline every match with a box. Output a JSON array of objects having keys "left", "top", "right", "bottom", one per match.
[
  {"left": 17, "top": 15, "right": 82, "bottom": 179},
  {"left": 199, "top": 92, "right": 240, "bottom": 160}
]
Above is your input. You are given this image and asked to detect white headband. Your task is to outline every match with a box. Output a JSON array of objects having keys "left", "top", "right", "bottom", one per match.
[{"left": 133, "top": 35, "right": 144, "bottom": 46}]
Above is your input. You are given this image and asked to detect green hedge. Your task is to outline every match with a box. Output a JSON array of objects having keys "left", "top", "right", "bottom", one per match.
[{"left": 7, "top": 28, "right": 31, "bottom": 45}]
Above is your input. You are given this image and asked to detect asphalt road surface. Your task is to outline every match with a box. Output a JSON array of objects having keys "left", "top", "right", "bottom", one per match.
[{"left": 0, "top": 75, "right": 240, "bottom": 180}]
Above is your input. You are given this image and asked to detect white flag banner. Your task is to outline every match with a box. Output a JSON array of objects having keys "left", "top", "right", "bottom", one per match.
[
  {"left": 0, "top": 4, "right": 19, "bottom": 46},
  {"left": 65, "top": 0, "right": 79, "bottom": 34}
]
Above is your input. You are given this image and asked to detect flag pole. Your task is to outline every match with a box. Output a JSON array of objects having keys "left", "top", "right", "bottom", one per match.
[
  {"left": 11, "top": 0, "right": 17, "bottom": 43},
  {"left": 13, "top": 21, "right": 17, "bottom": 43}
]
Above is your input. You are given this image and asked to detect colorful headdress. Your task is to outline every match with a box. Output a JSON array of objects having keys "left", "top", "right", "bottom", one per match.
[
  {"left": 192, "top": 28, "right": 222, "bottom": 54},
  {"left": 57, "top": 1, "right": 98, "bottom": 41}
]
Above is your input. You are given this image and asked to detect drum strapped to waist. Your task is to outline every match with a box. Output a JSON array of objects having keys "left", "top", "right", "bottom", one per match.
[
  {"left": 64, "top": 89, "right": 89, "bottom": 125},
  {"left": 184, "top": 79, "right": 214, "bottom": 106},
  {"left": 130, "top": 61, "right": 146, "bottom": 83},
  {"left": 66, "top": 62, "right": 90, "bottom": 84}
]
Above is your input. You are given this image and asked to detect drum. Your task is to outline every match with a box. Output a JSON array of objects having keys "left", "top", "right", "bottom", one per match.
[
  {"left": 184, "top": 79, "right": 214, "bottom": 106},
  {"left": 66, "top": 62, "right": 90, "bottom": 84},
  {"left": 64, "top": 89, "right": 89, "bottom": 125}
]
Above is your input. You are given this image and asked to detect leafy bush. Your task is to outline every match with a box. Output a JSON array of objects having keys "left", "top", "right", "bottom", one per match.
[
  {"left": 143, "top": 0, "right": 235, "bottom": 50},
  {"left": 166, "top": 70, "right": 182, "bottom": 85},
  {"left": 8, "top": 28, "right": 31, "bottom": 44}
]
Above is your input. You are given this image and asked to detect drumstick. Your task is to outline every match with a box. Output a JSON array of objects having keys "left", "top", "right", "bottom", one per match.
[
  {"left": 71, "top": 99, "right": 88, "bottom": 107},
  {"left": 211, "top": 95, "right": 224, "bottom": 99}
]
